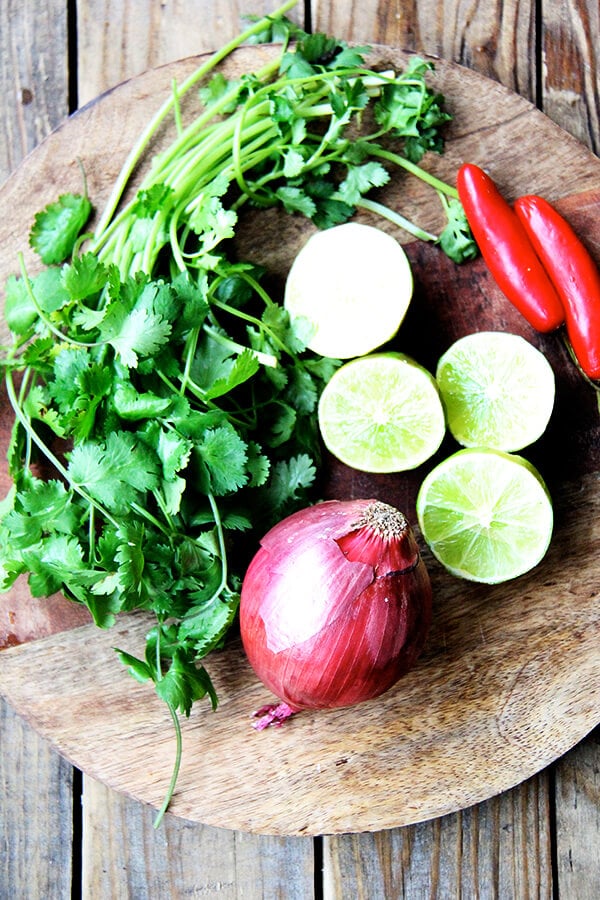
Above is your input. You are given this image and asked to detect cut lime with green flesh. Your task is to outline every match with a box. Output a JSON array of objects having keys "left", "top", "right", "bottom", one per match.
[
  {"left": 318, "top": 352, "right": 446, "bottom": 473},
  {"left": 416, "top": 448, "right": 553, "bottom": 584},
  {"left": 435, "top": 331, "right": 555, "bottom": 452},
  {"left": 284, "top": 222, "right": 413, "bottom": 359}
]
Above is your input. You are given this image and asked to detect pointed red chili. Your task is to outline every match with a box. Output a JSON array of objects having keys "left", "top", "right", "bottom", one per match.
[
  {"left": 514, "top": 194, "right": 600, "bottom": 380},
  {"left": 456, "top": 163, "right": 564, "bottom": 332}
]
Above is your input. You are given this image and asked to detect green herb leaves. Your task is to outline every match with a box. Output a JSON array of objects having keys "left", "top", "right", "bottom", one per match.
[
  {"left": 30, "top": 192, "right": 92, "bottom": 264},
  {"left": 1, "top": 175, "right": 331, "bottom": 720}
]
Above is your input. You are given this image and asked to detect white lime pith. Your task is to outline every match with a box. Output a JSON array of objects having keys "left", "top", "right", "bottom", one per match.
[
  {"left": 284, "top": 222, "right": 413, "bottom": 359},
  {"left": 435, "top": 331, "right": 555, "bottom": 452},
  {"left": 317, "top": 352, "right": 446, "bottom": 473},
  {"left": 416, "top": 448, "right": 553, "bottom": 584}
]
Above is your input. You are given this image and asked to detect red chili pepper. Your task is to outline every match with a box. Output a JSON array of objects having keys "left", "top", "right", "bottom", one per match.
[
  {"left": 514, "top": 194, "right": 600, "bottom": 380},
  {"left": 456, "top": 163, "right": 564, "bottom": 332}
]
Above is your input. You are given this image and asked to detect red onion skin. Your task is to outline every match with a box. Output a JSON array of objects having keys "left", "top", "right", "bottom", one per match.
[{"left": 240, "top": 499, "right": 432, "bottom": 713}]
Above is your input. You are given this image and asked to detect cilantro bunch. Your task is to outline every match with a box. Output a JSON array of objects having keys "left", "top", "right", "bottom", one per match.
[
  {"left": 0, "top": 0, "right": 475, "bottom": 824},
  {"left": 88, "top": 8, "right": 476, "bottom": 274}
]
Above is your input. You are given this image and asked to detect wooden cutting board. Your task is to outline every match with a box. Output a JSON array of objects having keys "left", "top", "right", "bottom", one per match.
[{"left": 0, "top": 44, "right": 599, "bottom": 836}]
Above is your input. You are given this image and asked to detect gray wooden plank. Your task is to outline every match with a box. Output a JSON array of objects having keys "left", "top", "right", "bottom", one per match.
[
  {"left": 311, "top": 0, "right": 537, "bottom": 100},
  {"left": 81, "top": 776, "right": 315, "bottom": 899},
  {"left": 0, "top": 0, "right": 68, "bottom": 177},
  {"left": 541, "top": 0, "right": 600, "bottom": 152},
  {"left": 555, "top": 728, "right": 600, "bottom": 900},
  {"left": 0, "top": 698, "right": 75, "bottom": 900},
  {"left": 0, "top": 1, "right": 74, "bottom": 896},
  {"left": 323, "top": 775, "right": 553, "bottom": 898}
]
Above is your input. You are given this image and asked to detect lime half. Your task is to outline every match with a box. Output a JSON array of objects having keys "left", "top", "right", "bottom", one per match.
[
  {"left": 284, "top": 222, "right": 413, "bottom": 359},
  {"left": 416, "top": 448, "right": 553, "bottom": 583},
  {"left": 435, "top": 331, "right": 555, "bottom": 451},
  {"left": 318, "top": 352, "right": 446, "bottom": 473}
]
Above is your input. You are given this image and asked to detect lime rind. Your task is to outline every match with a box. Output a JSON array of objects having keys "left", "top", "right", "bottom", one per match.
[
  {"left": 435, "top": 331, "right": 555, "bottom": 452},
  {"left": 416, "top": 448, "right": 553, "bottom": 584},
  {"left": 318, "top": 352, "right": 446, "bottom": 473}
]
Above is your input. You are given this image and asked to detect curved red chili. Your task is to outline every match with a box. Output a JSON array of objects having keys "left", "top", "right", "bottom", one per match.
[
  {"left": 456, "top": 163, "right": 564, "bottom": 332},
  {"left": 514, "top": 194, "right": 600, "bottom": 380}
]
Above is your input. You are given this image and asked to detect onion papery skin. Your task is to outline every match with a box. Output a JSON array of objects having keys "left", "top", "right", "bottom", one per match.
[{"left": 240, "top": 499, "right": 432, "bottom": 714}]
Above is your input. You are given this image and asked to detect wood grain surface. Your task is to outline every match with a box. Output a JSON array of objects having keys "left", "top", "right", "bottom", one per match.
[
  {"left": 0, "top": 44, "right": 599, "bottom": 837},
  {"left": 1, "top": 0, "right": 600, "bottom": 896}
]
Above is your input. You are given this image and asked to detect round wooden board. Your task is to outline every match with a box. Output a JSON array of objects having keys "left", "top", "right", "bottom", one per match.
[{"left": 1, "top": 45, "right": 600, "bottom": 836}]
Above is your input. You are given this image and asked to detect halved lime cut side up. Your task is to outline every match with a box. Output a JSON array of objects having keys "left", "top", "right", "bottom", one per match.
[
  {"left": 435, "top": 331, "right": 555, "bottom": 452},
  {"left": 416, "top": 448, "right": 553, "bottom": 584},
  {"left": 318, "top": 352, "right": 446, "bottom": 473}
]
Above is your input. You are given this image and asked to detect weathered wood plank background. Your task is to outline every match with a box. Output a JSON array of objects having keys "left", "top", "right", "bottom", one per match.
[{"left": 1, "top": 0, "right": 599, "bottom": 896}]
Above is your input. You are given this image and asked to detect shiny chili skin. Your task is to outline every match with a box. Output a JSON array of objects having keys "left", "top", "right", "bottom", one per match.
[
  {"left": 456, "top": 164, "right": 564, "bottom": 332},
  {"left": 514, "top": 194, "right": 600, "bottom": 380}
]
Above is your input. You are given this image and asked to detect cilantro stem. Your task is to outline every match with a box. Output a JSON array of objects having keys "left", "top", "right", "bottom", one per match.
[
  {"left": 207, "top": 492, "right": 229, "bottom": 601},
  {"left": 17, "top": 255, "right": 70, "bottom": 345},
  {"left": 143, "top": 59, "right": 284, "bottom": 187},
  {"left": 17, "top": 366, "right": 34, "bottom": 471},
  {"left": 210, "top": 286, "right": 295, "bottom": 359},
  {"left": 168, "top": 114, "right": 274, "bottom": 195},
  {"left": 368, "top": 145, "right": 459, "bottom": 198},
  {"left": 202, "top": 324, "right": 278, "bottom": 368},
  {"left": 17, "top": 253, "right": 109, "bottom": 350},
  {"left": 180, "top": 326, "right": 201, "bottom": 396},
  {"left": 171, "top": 79, "right": 184, "bottom": 137},
  {"left": 130, "top": 501, "right": 173, "bottom": 539},
  {"left": 352, "top": 195, "right": 438, "bottom": 242},
  {"left": 153, "top": 700, "right": 182, "bottom": 829},
  {"left": 88, "top": 505, "right": 96, "bottom": 565}
]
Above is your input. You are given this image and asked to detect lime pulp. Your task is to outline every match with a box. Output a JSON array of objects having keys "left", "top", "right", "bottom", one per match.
[
  {"left": 317, "top": 352, "right": 446, "bottom": 473},
  {"left": 435, "top": 331, "right": 555, "bottom": 452},
  {"left": 416, "top": 447, "right": 553, "bottom": 584}
]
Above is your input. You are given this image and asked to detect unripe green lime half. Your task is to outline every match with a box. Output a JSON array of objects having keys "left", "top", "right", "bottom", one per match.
[
  {"left": 435, "top": 331, "right": 555, "bottom": 452},
  {"left": 416, "top": 447, "right": 553, "bottom": 584},
  {"left": 318, "top": 352, "right": 446, "bottom": 473}
]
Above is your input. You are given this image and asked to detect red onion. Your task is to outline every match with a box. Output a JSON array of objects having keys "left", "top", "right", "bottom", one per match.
[{"left": 240, "top": 499, "right": 432, "bottom": 728}]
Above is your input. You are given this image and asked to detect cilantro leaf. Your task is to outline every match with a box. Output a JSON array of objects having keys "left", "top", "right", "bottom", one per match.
[
  {"left": 337, "top": 162, "right": 390, "bottom": 205},
  {"left": 67, "top": 431, "right": 160, "bottom": 513},
  {"left": 113, "top": 383, "right": 172, "bottom": 420},
  {"left": 202, "top": 348, "right": 259, "bottom": 401},
  {"left": 22, "top": 534, "right": 86, "bottom": 597},
  {"left": 246, "top": 441, "right": 270, "bottom": 487},
  {"left": 199, "top": 72, "right": 242, "bottom": 113},
  {"left": 373, "top": 59, "right": 451, "bottom": 161},
  {"left": 262, "top": 453, "right": 317, "bottom": 515},
  {"left": 4, "top": 275, "right": 37, "bottom": 335},
  {"left": 154, "top": 427, "right": 193, "bottom": 480},
  {"left": 178, "top": 590, "right": 240, "bottom": 654},
  {"left": 62, "top": 252, "right": 108, "bottom": 301},
  {"left": 437, "top": 198, "right": 479, "bottom": 263},
  {"left": 4, "top": 268, "right": 71, "bottom": 335},
  {"left": 99, "top": 304, "right": 172, "bottom": 367},
  {"left": 132, "top": 184, "right": 174, "bottom": 216},
  {"left": 29, "top": 193, "right": 92, "bottom": 265},
  {"left": 275, "top": 185, "right": 317, "bottom": 218},
  {"left": 115, "top": 521, "right": 147, "bottom": 603},
  {"left": 114, "top": 649, "right": 153, "bottom": 684},
  {"left": 155, "top": 650, "right": 217, "bottom": 716},
  {"left": 195, "top": 424, "right": 248, "bottom": 495}
]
